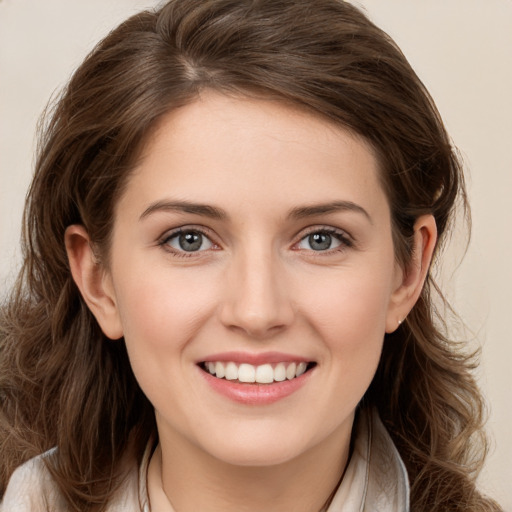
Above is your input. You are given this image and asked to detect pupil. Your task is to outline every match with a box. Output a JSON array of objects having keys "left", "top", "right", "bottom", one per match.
[
  {"left": 179, "top": 232, "right": 202, "bottom": 251},
  {"left": 309, "top": 233, "right": 331, "bottom": 251}
]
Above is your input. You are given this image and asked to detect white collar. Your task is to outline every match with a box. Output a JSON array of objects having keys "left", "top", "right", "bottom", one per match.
[{"left": 327, "top": 407, "right": 410, "bottom": 511}]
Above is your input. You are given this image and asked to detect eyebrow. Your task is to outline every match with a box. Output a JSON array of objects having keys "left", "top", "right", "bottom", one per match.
[
  {"left": 139, "top": 199, "right": 371, "bottom": 223},
  {"left": 139, "top": 200, "right": 228, "bottom": 221},
  {"left": 288, "top": 201, "right": 372, "bottom": 223}
]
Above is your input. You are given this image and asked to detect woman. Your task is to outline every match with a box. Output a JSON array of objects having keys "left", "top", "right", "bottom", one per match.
[{"left": 0, "top": 0, "right": 502, "bottom": 510}]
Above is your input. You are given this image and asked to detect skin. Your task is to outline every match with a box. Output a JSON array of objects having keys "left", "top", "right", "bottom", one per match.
[{"left": 66, "top": 92, "right": 436, "bottom": 512}]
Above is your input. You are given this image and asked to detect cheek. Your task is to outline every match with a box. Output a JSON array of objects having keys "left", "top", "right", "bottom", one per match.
[
  {"left": 305, "top": 267, "right": 393, "bottom": 334},
  {"left": 112, "top": 262, "right": 220, "bottom": 360},
  {"left": 300, "top": 261, "right": 394, "bottom": 373}
]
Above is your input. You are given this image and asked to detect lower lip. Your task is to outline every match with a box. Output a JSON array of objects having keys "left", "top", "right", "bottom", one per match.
[{"left": 198, "top": 367, "right": 313, "bottom": 405}]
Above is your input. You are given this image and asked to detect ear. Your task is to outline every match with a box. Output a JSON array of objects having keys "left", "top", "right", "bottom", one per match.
[
  {"left": 385, "top": 215, "right": 437, "bottom": 333},
  {"left": 65, "top": 225, "right": 124, "bottom": 340}
]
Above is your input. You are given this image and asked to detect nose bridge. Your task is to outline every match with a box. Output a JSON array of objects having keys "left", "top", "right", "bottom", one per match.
[{"left": 219, "top": 240, "right": 294, "bottom": 338}]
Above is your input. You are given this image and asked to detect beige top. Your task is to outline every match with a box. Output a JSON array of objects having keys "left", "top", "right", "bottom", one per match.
[{"left": 1, "top": 408, "right": 409, "bottom": 511}]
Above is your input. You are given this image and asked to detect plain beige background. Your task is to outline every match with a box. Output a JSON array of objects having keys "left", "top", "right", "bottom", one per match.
[{"left": 1, "top": 0, "right": 510, "bottom": 508}]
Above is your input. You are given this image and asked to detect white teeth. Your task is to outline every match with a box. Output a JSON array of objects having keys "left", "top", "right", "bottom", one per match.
[
  {"left": 204, "top": 361, "right": 311, "bottom": 383},
  {"left": 238, "top": 363, "right": 256, "bottom": 383},
  {"left": 274, "top": 363, "right": 286, "bottom": 382},
  {"left": 286, "top": 362, "right": 296, "bottom": 380},
  {"left": 255, "top": 364, "right": 274, "bottom": 384},
  {"left": 215, "top": 361, "right": 225, "bottom": 378},
  {"left": 296, "top": 362, "right": 307, "bottom": 377},
  {"left": 225, "top": 362, "right": 238, "bottom": 380}
]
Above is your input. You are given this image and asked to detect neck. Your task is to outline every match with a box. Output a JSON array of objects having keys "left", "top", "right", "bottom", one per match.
[{"left": 155, "top": 421, "right": 352, "bottom": 512}]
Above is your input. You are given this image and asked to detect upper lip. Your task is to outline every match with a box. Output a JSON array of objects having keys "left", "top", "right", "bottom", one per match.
[{"left": 198, "top": 351, "right": 313, "bottom": 366}]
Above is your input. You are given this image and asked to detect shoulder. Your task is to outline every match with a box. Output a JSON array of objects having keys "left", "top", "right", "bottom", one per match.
[
  {"left": 1, "top": 449, "right": 146, "bottom": 512},
  {"left": 0, "top": 450, "right": 146, "bottom": 512},
  {"left": 0, "top": 451, "right": 67, "bottom": 512}
]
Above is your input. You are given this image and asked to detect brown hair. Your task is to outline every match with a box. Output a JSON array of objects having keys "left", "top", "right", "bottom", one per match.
[{"left": 0, "top": 1, "right": 501, "bottom": 510}]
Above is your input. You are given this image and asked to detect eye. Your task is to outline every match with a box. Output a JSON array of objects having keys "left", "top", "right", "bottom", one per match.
[
  {"left": 164, "top": 230, "right": 214, "bottom": 253},
  {"left": 296, "top": 229, "right": 351, "bottom": 252}
]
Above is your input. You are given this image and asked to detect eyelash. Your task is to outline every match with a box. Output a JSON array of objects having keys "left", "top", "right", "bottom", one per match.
[
  {"left": 158, "top": 226, "right": 354, "bottom": 258},
  {"left": 158, "top": 227, "right": 219, "bottom": 258},
  {"left": 293, "top": 227, "right": 354, "bottom": 254}
]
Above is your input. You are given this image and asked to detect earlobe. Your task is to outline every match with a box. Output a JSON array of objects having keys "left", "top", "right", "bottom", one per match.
[
  {"left": 64, "top": 225, "right": 124, "bottom": 340},
  {"left": 385, "top": 215, "right": 437, "bottom": 333}
]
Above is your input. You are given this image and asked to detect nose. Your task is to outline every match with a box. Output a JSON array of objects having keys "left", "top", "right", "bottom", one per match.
[{"left": 218, "top": 247, "right": 295, "bottom": 339}]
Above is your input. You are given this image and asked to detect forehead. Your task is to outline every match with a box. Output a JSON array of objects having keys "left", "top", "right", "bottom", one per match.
[{"left": 118, "top": 92, "right": 388, "bottom": 221}]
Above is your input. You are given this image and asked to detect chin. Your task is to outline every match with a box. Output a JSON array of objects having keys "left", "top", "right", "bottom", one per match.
[{"left": 203, "top": 433, "right": 309, "bottom": 468}]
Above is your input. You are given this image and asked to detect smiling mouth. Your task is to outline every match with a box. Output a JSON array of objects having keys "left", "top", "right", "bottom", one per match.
[{"left": 199, "top": 361, "right": 316, "bottom": 384}]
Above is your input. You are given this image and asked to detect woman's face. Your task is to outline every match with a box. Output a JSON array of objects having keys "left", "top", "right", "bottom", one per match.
[{"left": 104, "top": 93, "right": 404, "bottom": 467}]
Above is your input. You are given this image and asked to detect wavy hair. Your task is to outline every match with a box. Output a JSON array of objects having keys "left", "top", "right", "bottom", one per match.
[{"left": 0, "top": 0, "right": 501, "bottom": 510}]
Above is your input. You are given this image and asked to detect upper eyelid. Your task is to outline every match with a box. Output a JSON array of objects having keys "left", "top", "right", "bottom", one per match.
[
  {"left": 159, "top": 225, "right": 218, "bottom": 243},
  {"left": 295, "top": 225, "right": 353, "bottom": 241}
]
